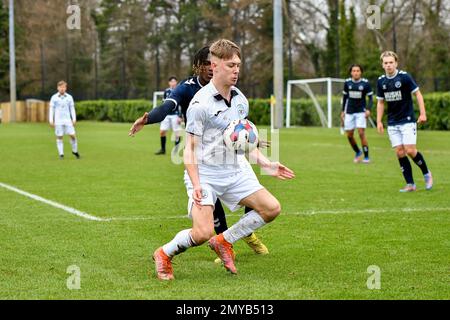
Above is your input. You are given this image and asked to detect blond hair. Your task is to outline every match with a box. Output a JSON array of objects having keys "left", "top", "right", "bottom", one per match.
[
  {"left": 380, "top": 51, "right": 398, "bottom": 63},
  {"left": 210, "top": 39, "right": 241, "bottom": 60},
  {"left": 57, "top": 80, "right": 67, "bottom": 87}
]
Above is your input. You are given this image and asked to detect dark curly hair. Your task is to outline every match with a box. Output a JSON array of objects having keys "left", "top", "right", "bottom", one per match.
[
  {"left": 192, "top": 46, "right": 211, "bottom": 75},
  {"left": 349, "top": 64, "right": 364, "bottom": 74}
]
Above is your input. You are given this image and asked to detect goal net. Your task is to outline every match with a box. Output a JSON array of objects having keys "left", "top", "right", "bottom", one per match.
[{"left": 286, "top": 78, "right": 345, "bottom": 128}]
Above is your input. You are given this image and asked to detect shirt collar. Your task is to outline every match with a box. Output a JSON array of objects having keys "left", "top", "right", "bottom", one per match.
[
  {"left": 209, "top": 81, "right": 238, "bottom": 108},
  {"left": 196, "top": 76, "right": 204, "bottom": 88},
  {"left": 386, "top": 69, "right": 399, "bottom": 79}
]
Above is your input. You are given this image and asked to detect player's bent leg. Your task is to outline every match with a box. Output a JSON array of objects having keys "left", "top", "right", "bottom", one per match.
[
  {"left": 358, "top": 128, "right": 369, "bottom": 163},
  {"left": 191, "top": 205, "right": 215, "bottom": 245},
  {"left": 395, "top": 145, "right": 415, "bottom": 191},
  {"left": 346, "top": 130, "right": 362, "bottom": 162},
  {"left": 215, "top": 189, "right": 280, "bottom": 250},
  {"left": 56, "top": 136, "right": 64, "bottom": 159},
  {"left": 213, "top": 199, "right": 228, "bottom": 234},
  {"left": 69, "top": 134, "right": 80, "bottom": 159},
  {"left": 239, "top": 188, "right": 281, "bottom": 223},
  {"left": 154, "top": 205, "right": 213, "bottom": 280},
  {"left": 156, "top": 130, "right": 167, "bottom": 155},
  {"left": 242, "top": 206, "right": 269, "bottom": 255},
  {"left": 405, "top": 144, "right": 433, "bottom": 190}
]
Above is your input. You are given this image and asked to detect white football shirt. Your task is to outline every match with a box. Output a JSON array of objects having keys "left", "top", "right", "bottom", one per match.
[
  {"left": 185, "top": 81, "right": 249, "bottom": 177},
  {"left": 49, "top": 93, "right": 76, "bottom": 125}
]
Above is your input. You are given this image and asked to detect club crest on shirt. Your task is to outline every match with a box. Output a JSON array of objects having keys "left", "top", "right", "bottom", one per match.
[
  {"left": 202, "top": 190, "right": 208, "bottom": 199},
  {"left": 359, "top": 85, "right": 364, "bottom": 91},
  {"left": 237, "top": 104, "right": 246, "bottom": 119},
  {"left": 395, "top": 81, "right": 402, "bottom": 88}
]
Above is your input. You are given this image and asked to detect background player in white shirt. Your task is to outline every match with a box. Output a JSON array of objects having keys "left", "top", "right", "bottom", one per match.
[
  {"left": 152, "top": 39, "right": 295, "bottom": 280},
  {"left": 49, "top": 81, "right": 80, "bottom": 159}
]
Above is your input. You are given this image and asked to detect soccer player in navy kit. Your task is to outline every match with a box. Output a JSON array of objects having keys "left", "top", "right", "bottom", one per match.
[
  {"left": 341, "top": 64, "right": 373, "bottom": 163},
  {"left": 376, "top": 51, "right": 433, "bottom": 192},
  {"left": 155, "top": 76, "right": 182, "bottom": 155},
  {"left": 129, "top": 46, "right": 269, "bottom": 260}
]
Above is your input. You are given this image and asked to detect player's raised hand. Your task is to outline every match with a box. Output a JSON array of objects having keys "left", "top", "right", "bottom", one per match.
[
  {"left": 128, "top": 112, "right": 148, "bottom": 137},
  {"left": 417, "top": 113, "right": 427, "bottom": 124},
  {"left": 377, "top": 122, "right": 384, "bottom": 134},
  {"left": 266, "top": 162, "right": 295, "bottom": 180}
]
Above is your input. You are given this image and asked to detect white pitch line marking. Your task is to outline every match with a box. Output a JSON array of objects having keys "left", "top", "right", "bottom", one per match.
[
  {"left": 2, "top": 182, "right": 448, "bottom": 222},
  {"left": 108, "top": 207, "right": 450, "bottom": 221},
  {"left": 0, "top": 182, "right": 110, "bottom": 222}
]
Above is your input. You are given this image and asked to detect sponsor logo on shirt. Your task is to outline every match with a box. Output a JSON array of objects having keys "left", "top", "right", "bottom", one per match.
[
  {"left": 385, "top": 91, "right": 403, "bottom": 102},
  {"left": 349, "top": 91, "right": 363, "bottom": 99}
]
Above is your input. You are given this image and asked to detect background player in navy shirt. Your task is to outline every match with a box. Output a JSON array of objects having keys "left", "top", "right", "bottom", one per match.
[
  {"left": 376, "top": 51, "right": 433, "bottom": 192},
  {"left": 341, "top": 64, "right": 373, "bottom": 163},
  {"left": 129, "top": 46, "right": 269, "bottom": 259},
  {"left": 155, "top": 76, "right": 182, "bottom": 155}
]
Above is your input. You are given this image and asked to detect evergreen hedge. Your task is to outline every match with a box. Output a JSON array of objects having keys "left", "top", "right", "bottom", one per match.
[{"left": 75, "top": 92, "right": 450, "bottom": 130}]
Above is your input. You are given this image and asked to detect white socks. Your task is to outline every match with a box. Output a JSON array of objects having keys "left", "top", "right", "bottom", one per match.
[
  {"left": 223, "top": 210, "right": 267, "bottom": 244},
  {"left": 70, "top": 138, "right": 78, "bottom": 153},
  {"left": 56, "top": 139, "right": 64, "bottom": 156},
  {"left": 162, "top": 229, "right": 197, "bottom": 258}
]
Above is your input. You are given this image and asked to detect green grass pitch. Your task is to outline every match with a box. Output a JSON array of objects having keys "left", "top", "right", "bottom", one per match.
[{"left": 0, "top": 122, "right": 449, "bottom": 299}]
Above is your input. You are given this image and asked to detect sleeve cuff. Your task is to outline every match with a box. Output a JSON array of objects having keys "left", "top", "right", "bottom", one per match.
[
  {"left": 376, "top": 96, "right": 384, "bottom": 100},
  {"left": 411, "top": 87, "right": 419, "bottom": 94}
]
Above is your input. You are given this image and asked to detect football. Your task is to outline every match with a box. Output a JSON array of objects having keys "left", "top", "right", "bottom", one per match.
[{"left": 223, "top": 119, "right": 259, "bottom": 152}]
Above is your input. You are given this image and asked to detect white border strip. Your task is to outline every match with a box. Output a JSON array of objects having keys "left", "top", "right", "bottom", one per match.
[{"left": 0, "top": 182, "right": 110, "bottom": 222}]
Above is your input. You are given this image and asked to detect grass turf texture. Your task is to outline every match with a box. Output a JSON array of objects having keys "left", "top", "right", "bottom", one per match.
[{"left": 0, "top": 122, "right": 449, "bottom": 299}]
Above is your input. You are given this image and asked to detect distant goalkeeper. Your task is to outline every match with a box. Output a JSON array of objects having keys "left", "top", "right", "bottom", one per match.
[{"left": 341, "top": 64, "right": 374, "bottom": 163}]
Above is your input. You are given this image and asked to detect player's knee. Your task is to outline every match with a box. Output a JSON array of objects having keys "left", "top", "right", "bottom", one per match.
[
  {"left": 264, "top": 200, "right": 281, "bottom": 222},
  {"left": 358, "top": 129, "right": 365, "bottom": 137},
  {"left": 396, "top": 147, "right": 406, "bottom": 158},
  {"left": 191, "top": 226, "right": 214, "bottom": 244},
  {"left": 405, "top": 146, "right": 417, "bottom": 157},
  {"left": 346, "top": 131, "right": 354, "bottom": 138}
]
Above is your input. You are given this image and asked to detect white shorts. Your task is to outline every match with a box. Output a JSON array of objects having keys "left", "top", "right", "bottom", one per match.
[
  {"left": 160, "top": 115, "right": 181, "bottom": 132},
  {"left": 184, "top": 169, "right": 264, "bottom": 217},
  {"left": 387, "top": 122, "right": 417, "bottom": 148},
  {"left": 55, "top": 124, "right": 75, "bottom": 136},
  {"left": 344, "top": 112, "right": 366, "bottom": 131}
]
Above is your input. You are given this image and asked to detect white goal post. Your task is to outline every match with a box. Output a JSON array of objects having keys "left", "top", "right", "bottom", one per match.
[
  {"left": 152, "top": 91, "right": 165, "bottom": 109},
  {"left": 286, "top": 77, "right": 345, "bottom": 128}
]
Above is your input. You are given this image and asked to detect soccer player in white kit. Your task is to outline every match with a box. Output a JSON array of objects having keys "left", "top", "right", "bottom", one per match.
[
  {"left": 152, "top": 39, "right": 295, "bottom": 280},
  {"left": 49, "top": 81, "right": 80, "bottom": 159}
]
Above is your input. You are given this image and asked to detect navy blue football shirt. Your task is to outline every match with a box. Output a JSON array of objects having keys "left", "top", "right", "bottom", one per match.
[
  {"left": 342, "top": 78, "right": 373, "bottom": 114},
  {"left": 376, "top": 70, "right": 419, "bottom": 126}
]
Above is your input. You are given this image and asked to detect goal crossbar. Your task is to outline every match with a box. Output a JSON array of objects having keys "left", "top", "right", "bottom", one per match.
[{"left": 286, "top": 77, "right": 345, "bottom": 128}]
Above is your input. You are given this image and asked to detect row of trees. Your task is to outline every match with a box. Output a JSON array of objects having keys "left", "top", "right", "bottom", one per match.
[{"left": 0, "top": 0, "right": 449, "bottom": 102}]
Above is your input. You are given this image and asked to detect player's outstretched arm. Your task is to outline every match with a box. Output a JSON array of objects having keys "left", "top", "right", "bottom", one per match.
[
  {"left": 415, "top": 90, "right": 427, "bottom": 124},
  {"left": 249, "top": 148, "right": 295, "bottom": 180},
  {"left": 376, "top": 99, "right": 385, "bottom": 134},
  {"left": 128, "top": 112, "right": 148, "bottom": 137}
]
